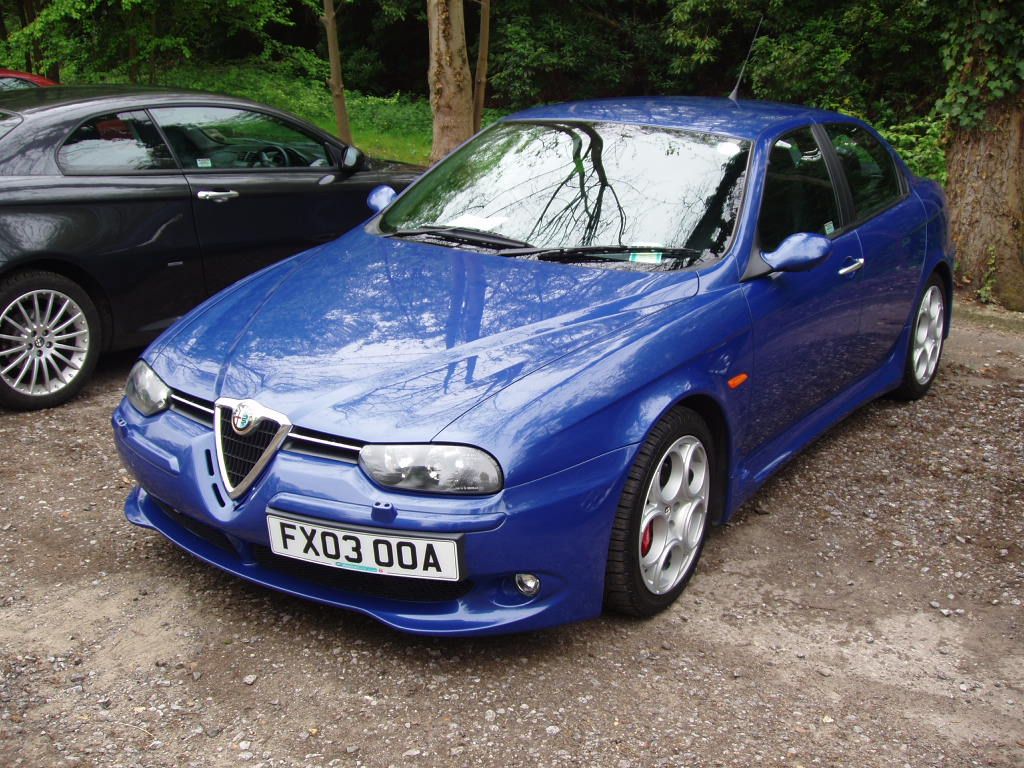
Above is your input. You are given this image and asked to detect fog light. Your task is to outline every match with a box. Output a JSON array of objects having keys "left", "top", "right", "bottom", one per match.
[{"left": 514, "top": 573, "right": 541, "bottom": 597}]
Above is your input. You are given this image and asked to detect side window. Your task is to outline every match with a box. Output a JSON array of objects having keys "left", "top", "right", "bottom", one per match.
[
  {"left": 825, "top": 123, "right": 902, "bottom": 219},
  {"left": 758, "top": 127, "right": 840, "bottom": 252},
  {"left": 0, "top": 77, "right": 37, "bottom": 91},
  {"left": 58, "top": 111, "right": 176, "bottom": 173},
  {"left": 149, "top": 106, "right": 331, "bottom": 170}
]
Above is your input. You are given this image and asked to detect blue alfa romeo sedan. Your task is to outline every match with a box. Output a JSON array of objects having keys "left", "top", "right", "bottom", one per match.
[{"left": 112, "top": 98, "right": 953, "bottom": 636}]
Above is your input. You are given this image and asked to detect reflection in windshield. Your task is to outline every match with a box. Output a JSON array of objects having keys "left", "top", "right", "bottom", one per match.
[{"left": 382, "top": 120, "right": 750, "bottom": 259}]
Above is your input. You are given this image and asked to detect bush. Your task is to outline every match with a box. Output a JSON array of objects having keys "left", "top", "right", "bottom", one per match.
[{"left": 879, "top": 117, "right": 947, "bottom": 184}]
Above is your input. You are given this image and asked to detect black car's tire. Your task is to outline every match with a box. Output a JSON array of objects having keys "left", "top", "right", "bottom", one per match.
[
  {"left": 0, "top": 271, "right": 101, "bottom": 410},
  {"left": 605, "top": 406, "right": 715, "bottom": 617},
  {"left": 891, "top": 273, "right": 946, "bottom": 401}
]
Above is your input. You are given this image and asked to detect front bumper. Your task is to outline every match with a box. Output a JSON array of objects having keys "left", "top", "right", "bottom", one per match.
[{"left": 112, "top": 400, "right": 635, "bottom": 636}]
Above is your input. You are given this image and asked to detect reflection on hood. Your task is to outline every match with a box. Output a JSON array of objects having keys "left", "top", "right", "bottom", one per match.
[{"left": 149, "top": 230, "right": 697, "bottom": 442}]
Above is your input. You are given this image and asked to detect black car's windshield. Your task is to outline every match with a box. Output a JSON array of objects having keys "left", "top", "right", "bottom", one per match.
[{"left": 380, "top": 120, "right": 750, "bottom": 267}]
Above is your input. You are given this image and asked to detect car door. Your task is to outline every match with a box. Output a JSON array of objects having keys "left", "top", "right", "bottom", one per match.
[
  {"left": 741, "top": 125, "right": 867, "bottom": 453},
  {"left": 821, "top": 123, "right": 927, "bottom": 373},
  {"left": 51, "top": 109, "right": 205, "bottom": 345},
  {"left": 149, "top": 105, "right": 381, "bottom": 295}
]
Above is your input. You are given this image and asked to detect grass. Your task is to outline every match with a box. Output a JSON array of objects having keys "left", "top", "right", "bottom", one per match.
[{"left": 110, "top": 61, "right": 436, "bottom": 164}]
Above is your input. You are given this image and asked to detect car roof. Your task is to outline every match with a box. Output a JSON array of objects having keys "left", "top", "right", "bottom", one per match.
[
  {"left": 0, "top": 85, "right": 271, "bottom": 116},
  {"left": 504, "top": 96, "right": 850, "bottom": 141}
]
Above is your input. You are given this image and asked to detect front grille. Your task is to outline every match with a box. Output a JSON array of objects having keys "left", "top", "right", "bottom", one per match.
[
  {"left": 170, "top": 392, "right": 215, "bottom": 427},
  {"left": 169, "top": 389, "right": 365, "bottom": 467},
  {"left": 284, "top": 427, "right": 363, "bottom": 463},
  {"left": 217, "top": 409, "right": 281, "bottom": 489},
  {"left": 252, "top": 546, "right": 473, "bottom": 603}
]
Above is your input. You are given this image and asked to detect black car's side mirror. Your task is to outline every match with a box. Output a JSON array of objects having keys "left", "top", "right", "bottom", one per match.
[
  {"left": 762, "top": 232, "right": 833, "bottom": 273},
  {"left": 341, "top": 146, "right": 364, "bottom": 170},
  {"left": 367, "top": 185, "right": 397, "bottom": 213}
]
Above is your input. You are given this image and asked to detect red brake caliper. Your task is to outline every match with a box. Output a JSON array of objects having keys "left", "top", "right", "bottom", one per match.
[{"left": 640, "top": 522, "right": 653, "bottom": 557}]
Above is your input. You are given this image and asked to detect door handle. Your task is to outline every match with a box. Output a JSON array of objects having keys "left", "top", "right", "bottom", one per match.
[
  {"left": 196, "top": 190, "right": 239, "bottom": 203},
  {"left": 838, "top": 258, "right": 865, "bottom": 276}
]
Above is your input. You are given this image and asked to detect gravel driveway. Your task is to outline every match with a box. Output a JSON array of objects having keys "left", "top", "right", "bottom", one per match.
[{"left": 1, "top": 301, "right": 1022, "bottom": 768}]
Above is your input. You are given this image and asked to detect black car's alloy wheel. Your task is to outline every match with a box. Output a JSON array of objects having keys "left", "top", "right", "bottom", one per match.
[
  {"left": 0, "top": 271, "right": 100, "bottom": 410},
  {"left": 605, "top": 406, "right": 715, "bottom": 617}
]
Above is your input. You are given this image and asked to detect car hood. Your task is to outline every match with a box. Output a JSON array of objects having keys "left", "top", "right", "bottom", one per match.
[{"left": 148, "top": 230, "right": 699, "bottom": 443}]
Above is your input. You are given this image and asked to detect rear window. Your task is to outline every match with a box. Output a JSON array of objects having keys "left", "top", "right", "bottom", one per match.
[
  {"left": 0, "top": 76, "right": 37, "bottom": 91},
  {"left": 58, "top": 111, "right": 176, "bottom": 173},
  {"left": 0, "top": 113, "right": 21, "bottom": 141}
]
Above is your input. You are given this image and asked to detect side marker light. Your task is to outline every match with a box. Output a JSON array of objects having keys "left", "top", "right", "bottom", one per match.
[{"left": 728, "top": 373, "right": 749, "bottom": 389}]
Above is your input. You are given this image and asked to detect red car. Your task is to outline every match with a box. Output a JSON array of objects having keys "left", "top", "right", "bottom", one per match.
[{"left": 0, "top": 68, "right": 59, "bottom": 91}]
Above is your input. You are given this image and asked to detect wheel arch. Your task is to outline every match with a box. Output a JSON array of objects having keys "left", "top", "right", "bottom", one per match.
[
  {"left": 658, "top": 391, "right": 733, "bottom": 526},
  {"left": 0, "top": 257, "right": 114, "bottom": 351},
  {"left": 931, "top": 259, "right": 954, "bottom": 338}
]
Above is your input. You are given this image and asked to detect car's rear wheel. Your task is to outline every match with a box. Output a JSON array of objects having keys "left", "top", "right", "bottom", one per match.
[
  {"left": 892, "top": 273, "right": 946, "bottom": 400},
  {"left": 0, "top": 271, "right": 100, "bottom": 410},
  {"left": 605, "top": 407, "right": 714, "bottom": 617}
]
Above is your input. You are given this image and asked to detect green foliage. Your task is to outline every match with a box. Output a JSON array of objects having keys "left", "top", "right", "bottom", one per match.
[
  {"left": 936, "top": 0, "right": 1024, "bottom": 130},
  {"left": 0, "top": 0, "right": 300, "bottom": 82},
  {"left": 0, "top": 0, "right": 974, "bottom": 179},
  {"left": 664, "top": 0, "right": 947, "bottom": 123},
  {"left": 978, "top": 247, "right": 998, "bottom": 303},
  {"left": 149, "top": 59, "right": 443, "bottom": 164},
  {"left": 878, "top": 116, "right": 948, "bottom": 183},
  {"left": 489, "top": 1, "right": 676, "bottom": 108}
]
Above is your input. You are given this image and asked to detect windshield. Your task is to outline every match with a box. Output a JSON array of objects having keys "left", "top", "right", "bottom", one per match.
[{"left": 380, "top": 120, "right": 750, "bottom": 259}]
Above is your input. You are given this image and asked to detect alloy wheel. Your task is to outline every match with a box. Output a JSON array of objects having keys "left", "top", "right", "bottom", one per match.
[
  {"left": 637, "top": 435, "right": 709, "bottom": 595},
  {"left": 0, "top": 289, "right": 90, "bottom": 397},
  {"left": 912, "top": 285, "right": 944, "bottom": 385}
]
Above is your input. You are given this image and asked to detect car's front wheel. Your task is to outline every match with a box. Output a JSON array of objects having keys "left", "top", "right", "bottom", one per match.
[
  {"left": 0, "top": 271, "right": 100, "bottom": 410},
  {"left": 605, "top": 407, "right": 714, "bottom": 617}
]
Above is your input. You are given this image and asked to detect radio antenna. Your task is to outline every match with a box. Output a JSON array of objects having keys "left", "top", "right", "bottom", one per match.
[{"left": 729, "top": 15, "right": 764, "bottom": 103}]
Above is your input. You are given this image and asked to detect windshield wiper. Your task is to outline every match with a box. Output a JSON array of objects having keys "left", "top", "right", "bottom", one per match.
[
  {"left": 498, "top": 244, "right": 707, "bottom": 268},
  {"left": 386, "top": 225, "right": 533, "bottom": 250}
]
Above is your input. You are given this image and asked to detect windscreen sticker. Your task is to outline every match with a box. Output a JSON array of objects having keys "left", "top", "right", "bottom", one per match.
[
  {"left": 196, "top": 158, "right": 212, "bottom": 168},
  {"left": 629, "top": 251, "right": 663, "bottom": 264},
  {"left": 824, "top": 221, "right": 835, "bottom": 235}
]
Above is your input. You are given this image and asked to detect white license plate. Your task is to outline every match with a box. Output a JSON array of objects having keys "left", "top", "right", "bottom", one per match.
[{"left": 266, "top": 513, "right": 460, "bottom": 581}]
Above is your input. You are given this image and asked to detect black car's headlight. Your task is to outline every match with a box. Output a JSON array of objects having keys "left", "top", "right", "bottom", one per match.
[
  {"left": 125, "top": 361, "right": 171, "bottom": 416},
  {"left": 359, "top": 444, "right": 503, "bottom": 495}
]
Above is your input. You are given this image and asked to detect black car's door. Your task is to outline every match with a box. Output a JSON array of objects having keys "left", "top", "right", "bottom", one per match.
[
  {"left": 820, "top": 123, "right": 927, "bottom": 374},
  {"left": 149, "top": 105, "right": 384, "bottom": 295},
  {"left": 50, "top": 109, "right": 205, "bottom": 346},
  {"left": 741, "top": 126, "right": 867, "bottom": 453}
]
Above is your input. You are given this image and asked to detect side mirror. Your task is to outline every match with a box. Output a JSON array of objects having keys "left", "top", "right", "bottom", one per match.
[
  {"left": 367, "top": 184, "right": 397, "bottom": 213},
  {"left": 341, "top": 146, "right": 363, "bottom": 170},
  {"left": 762, "top": 232, "right": 833, "bottom": 273}
]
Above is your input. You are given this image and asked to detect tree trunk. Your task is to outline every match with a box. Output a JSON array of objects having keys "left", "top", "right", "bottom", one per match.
[
  {"left": 472, "top": 0, "right": 490, "bottom": 133},
  {"left": 147, "top": 12, "right": 157, "bottom": 84},
  {"left": 126, "top": 6, "right": 140, "bottom": 85},
  {"left": 0, "top": 9, "right": 9, "bottom": 42},
  {"left": 946, "top": 95, "right": 1024, "bottom": 310},
  {"left": 427, "top": 0, "right": 474, "bottom": 164},
  {"left": 20, "top": 0, "right": 37, "bottom": 70},
  {"left": 321, "top": 0, "right": 353, "bottom": 145}
]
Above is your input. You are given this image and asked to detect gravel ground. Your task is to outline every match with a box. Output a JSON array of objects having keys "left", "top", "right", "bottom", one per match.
[{"left": 1, "top": 300, "right": 1022, "bottom": 768}]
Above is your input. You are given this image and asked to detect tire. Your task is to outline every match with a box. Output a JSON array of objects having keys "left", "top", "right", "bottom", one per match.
[
  {"left": 891, "top": 273, "right": 946, "bottom": 401},
  {"left": 0, "top": 270, "right": 101, "bottom": 410},
  {"left": 605, "top": 407, "right": 715, "bottom": 617}
]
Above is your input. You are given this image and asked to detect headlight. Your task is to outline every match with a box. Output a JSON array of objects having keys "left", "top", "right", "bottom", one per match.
[
  {"left": 359, "top": 444, "right": 503, "bottom": 495},
  {"left": 125, "top": 361, "right": 171, "bottom": 416}
]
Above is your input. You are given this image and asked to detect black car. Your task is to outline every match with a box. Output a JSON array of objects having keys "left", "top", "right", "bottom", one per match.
[{"left": 0, "top": 86, "right": 421, "bottom": 409}]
